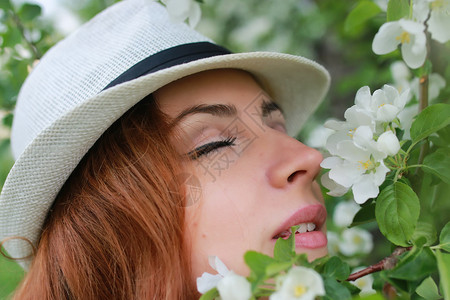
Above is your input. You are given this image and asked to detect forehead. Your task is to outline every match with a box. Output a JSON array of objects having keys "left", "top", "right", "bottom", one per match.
[{"left": 154, "top": 69, "right": 264, "bottom": 117}]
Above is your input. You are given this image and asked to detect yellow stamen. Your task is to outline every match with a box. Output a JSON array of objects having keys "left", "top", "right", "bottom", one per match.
[
  {"left": 356, "top": 278, "right": 367, "bottom": 288},
  {"left": 396, "top": 31, "right": 411, "bottom": 44},
  {"left": 347, "top": 128, "right": 356, "bottom": 138},
  {"left": 353, "top": 235, "right": 363, "bottom": 245},
  {"left": 358, "top": 160, "right": 373, "bottom": 170},
  {"left": 294, "top": 285, "right": 307, "bottom": 297}
]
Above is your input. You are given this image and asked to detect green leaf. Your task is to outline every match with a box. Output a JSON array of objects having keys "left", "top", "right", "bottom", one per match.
[
  {"left": 412, "top": 220, "right": 437, "bottom": 246},
  {"left": 435, "top": 250, "right": 450, "bottom": 300},
  {"left": 410, "top": 104, "right": 450, "bottom": 143},
  {"left": 199, "top": 287, "right": 219, "bottom": 300},
  {"left": 422, "top": 148, "right": 450, "bottom": 184},
  {"left": 340, "top": 280, "right": 361, "bottom": 295},
  {"left": 440, "top": 221, "right": 450, "bottom": 252},
  {"left": 344, "top": 1, "right": 382, "bottom": 33},
  {"left": 323, "top": 276, "right": 352, "bottom": 300},
  {"left": 354, "top": 294, "right": 387, "bottom": 300},
  {"left": 265, "top": 261, "right": 293, "bottom": 277},
  {"left": 18, "top": 3, "right": 41, "bottom": 22},
  {"left": 350, "top": 202, "right": 376, "bottom": 227},
  {"left": 273, "top": 226, "right": 297, "bottom": 262},
  {"left": 375, "top": 182, "right": 420, "bottom": 246},
  {"left": 416, "top": 276, "right": 441, "bottom": 300},
  {"left": 0, "top": 0, "right": 12, "bottom": 10},
  {"left": 387, "top": 0, "right": 410, "bottom": 21},
  {"left": 437, "top": 125, "right": 450, "bottom": 144},
  {"left": 323, "top": 256, "right": 350, "bottom": 281},
  {"left": 388, "top": 247, "right": 436, "bottom": 281},
  {"left": 244, "top": 251, "right": 276, "bottom": 278}
]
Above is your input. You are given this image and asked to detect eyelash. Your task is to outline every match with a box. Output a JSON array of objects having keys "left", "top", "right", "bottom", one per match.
[{"left": 188, "top": 136, "right": 237, "bottom": 160}]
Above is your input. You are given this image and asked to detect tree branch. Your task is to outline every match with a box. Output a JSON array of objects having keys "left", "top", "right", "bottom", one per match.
[
  {"left": 10, "top": 10, "right": 42, "bottom": 60},
  {"left": 346, "top": 247, "right": 411, "bottom": 282}
]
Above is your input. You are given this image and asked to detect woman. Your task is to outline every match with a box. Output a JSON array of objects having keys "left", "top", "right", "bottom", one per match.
[{"left": 0, "top": 0, "right": 330, "bottom": 298}]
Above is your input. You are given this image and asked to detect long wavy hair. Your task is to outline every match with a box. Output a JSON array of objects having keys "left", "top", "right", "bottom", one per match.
[{"left": 11, "top": 96, "right": 198, "bottom": 299}]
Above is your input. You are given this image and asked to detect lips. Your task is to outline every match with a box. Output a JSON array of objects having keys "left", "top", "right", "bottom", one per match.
[{"left": 272, "top": 204, "right": 327, "bottom": 249}]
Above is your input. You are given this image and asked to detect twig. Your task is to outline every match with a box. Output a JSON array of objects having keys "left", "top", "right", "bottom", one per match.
[
  {"left": 346, "top": 247, "right": 411, "bottom": 282},
  {"left": 10, "top": 9, "right": 42, "bottom": 60},
  {"left": 414, "top": 74, "right": 430, "bottom": 177}
]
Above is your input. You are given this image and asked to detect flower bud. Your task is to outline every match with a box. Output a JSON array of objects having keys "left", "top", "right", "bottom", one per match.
[{"left": 377, "top": 131, "right": 400, "bottom": 156}]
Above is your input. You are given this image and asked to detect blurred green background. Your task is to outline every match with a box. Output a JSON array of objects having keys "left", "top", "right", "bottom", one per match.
[{"left": 0, "top": 0, "right": 449, "bottom": 299}]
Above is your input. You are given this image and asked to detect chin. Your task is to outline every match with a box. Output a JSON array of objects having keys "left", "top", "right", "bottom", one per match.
[{"left": 300, "top": 247, "right": 329, "bottom": 261}]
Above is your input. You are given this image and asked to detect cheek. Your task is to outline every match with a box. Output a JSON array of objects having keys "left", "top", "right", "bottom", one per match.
[
  {"left": 184, "top": 185, "right": 264, "bottom": 278},
  {"left": 312, "top": 182, "right": 324, "bottom": 204}
]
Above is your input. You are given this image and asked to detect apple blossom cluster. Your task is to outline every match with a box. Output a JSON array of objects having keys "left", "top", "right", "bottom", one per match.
[
  {"left": 320, "top": 85, "right": 409, "bottom": 204},
  {"left": 372, "top": 0, "right": 450, "bottom": 69},
  {"left": 197, "top": 256, "right": 252, "bottom": 300},
  {"left": 197, "top": 256, "right": 326, "bottom": 300},
  {"left": 327, "top": 201, "right": 373, "bottom": 259}
]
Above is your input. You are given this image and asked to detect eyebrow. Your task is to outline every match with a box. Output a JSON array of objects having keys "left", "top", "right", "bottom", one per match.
[{"left": 170, "top": 100, "right": 283, "bottom": 125}]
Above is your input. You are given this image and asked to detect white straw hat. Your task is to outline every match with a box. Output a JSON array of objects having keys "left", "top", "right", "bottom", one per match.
[{"left": 0, "top": 0, "right": 330, "bottom": 268}]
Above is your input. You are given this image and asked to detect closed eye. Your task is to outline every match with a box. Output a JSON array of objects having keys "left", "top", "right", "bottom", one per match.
[{"left": 187, "top": 137, "right": 237, "bottom": 160}]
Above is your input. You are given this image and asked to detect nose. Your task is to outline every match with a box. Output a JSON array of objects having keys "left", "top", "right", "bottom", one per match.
[{"left": 265, "top": 132, "right": 323, "bottom": 189}]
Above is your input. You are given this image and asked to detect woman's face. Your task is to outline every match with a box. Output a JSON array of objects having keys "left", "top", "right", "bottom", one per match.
[{"left": 155, "top": 69, "right": 327, "bottom": 280}]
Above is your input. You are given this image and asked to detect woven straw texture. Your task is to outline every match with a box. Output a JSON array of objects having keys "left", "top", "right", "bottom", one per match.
[{"left": 0, "top": 0, "right": 330, "bottom": 269}]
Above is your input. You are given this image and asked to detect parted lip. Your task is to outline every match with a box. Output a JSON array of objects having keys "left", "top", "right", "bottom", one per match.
[{"left": 272, "top": 204, "right": 327, "bottom": 239}]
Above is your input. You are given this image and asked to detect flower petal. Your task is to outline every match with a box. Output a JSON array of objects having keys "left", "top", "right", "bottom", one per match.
[
  {"left": 352, "top": 175, "right": 380, "bottom": 204},
  {"left": 209, "top": 256, "right": 230, "bottom": 276},
  {"left": 197, "top": 273, "right": 224, "bottom": 294},
  {"left": 320, "top": 156, "right": 342, "bottom": 169},
  {"left": 428, "top": 9, "right": 450, "bottom": 43},
  {"left": 329, "top": 160, "right": 363, "bottom": 188},
  {"left": 372, "top": 21, "right": 402, "bottom": 54},
  {"left": 401, "top": 36, "right": 427, "bottom": 68},
  {"left": 321, "top": 172, "right": 349, "bottom": 196},
  {"left": 188, "top": 1, "right": 202, "bottom": 28},
  {"left": 377, "top": 131, "right": 400, "bottom": 156},
  {"left": 399, "top": 19, "right": 425, "bottom": 34},
  {"left": 217, "top": 272, "right": 252, "bottom": 300},
  {"left": 165, "top": 0, "right": 191, "bottom": 21},
  {"left": 377, "top": 104, "right": 399, "bottom": 122},
  {"left": 353, "top": 126, "right": 374, "bottom": 148},
  {"left": 355, "top": 86, "right": 372, "bottom": 110},
  {"left": 335, "top": 140, "right": 369, "bottom": 162}
]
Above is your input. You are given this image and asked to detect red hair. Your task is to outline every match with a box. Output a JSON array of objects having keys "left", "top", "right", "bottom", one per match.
[{"left": 12, "top": 96, "right": 199, "bottom": 299}]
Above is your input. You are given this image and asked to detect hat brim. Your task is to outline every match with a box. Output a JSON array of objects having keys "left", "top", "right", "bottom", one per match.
[{"left": 0, "top": 51, "right": 329, "bottom": 268}]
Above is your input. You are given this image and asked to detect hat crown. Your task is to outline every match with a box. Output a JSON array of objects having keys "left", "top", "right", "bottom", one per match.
[{"left": 11, "top": 0, "right": 209, "bottom": 158}]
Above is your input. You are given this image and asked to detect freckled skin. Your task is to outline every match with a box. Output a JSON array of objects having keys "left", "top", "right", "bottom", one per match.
[{"left": 155, "top": 69, "right": 327, "bottom": 280}]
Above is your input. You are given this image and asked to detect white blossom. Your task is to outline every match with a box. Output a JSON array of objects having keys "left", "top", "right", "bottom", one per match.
[
  {"left": 270, "top": 266, "right": 325, "bottom": 300},
  {"left": 350, "top": 267, "right": 376, "bottom": 296},
  {"left": 217, "top": 272, "right": 252, "bottom": 300},
  {"left": 339, "top": 228, "right": 373, "bottom": 256},
  {"left": 377, "top": 131, "right": 400, "bottom": 156},
  {"left": 410, "top": 73, "right": 446, "bottom": 101},
  {"left": 390, "top": 61, "right": 413, "bottom": 97},
  {"left": 321, "top": 171, "right": 349, "bottom": 197},
  {"left": 305, "top": 123, "right": 335, "bottom": 149},
  {"left": 321, "top": 126, "right": 390, "bottom": 204},
  {"left": 372, "top": 19, "right": 427, "bottom": 69},
  {"left": 355, "top": 85, "right": 409, "bottom": 124},
  {"left": 333, "top": 200, "right": 360, "bottom": 228},
  {"left": 197, "top": 256, "right": 230, "bottom": 294},
  {"left": 426, "top": 0, "right": 450, "bottom": 43},
  {"left": 324, "top": 105, "right": 376, "bottom": 156},
  {"left": 162, "top": 0, "right": 201, "bottom": 28},
  {"left": 327, "top": 231, "right": 341, "bottom": 256},
  {"left": 398, "top": 105, "right": 418, "bottom": 140}
]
